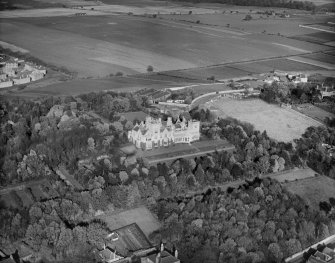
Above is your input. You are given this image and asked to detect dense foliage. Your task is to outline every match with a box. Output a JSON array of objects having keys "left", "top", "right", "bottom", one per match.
[
  {"left": 153, "top": 178, "right": 335, "bottom": 263},
  {"left": 0, "top": 91, "right": 334, "bottom": 262}
]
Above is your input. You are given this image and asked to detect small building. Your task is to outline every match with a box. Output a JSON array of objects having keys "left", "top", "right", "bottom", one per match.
[
  {"left": 0, "top": 73, "right": 7, "bottom": 80},
  {"left": 98, "top": 245, "right": 123, "bottom": 263},
  {"left": 264, "top": 75, "right": 280, "bottom": 85},
  {"left": 0, "top": 80, "right": 13, "bottom": 88},
  {"left": 30, "top": 71, "right": 44, "bottom": 81},
  {"left": 287, "top": 73, "right": 308, "bottom": 84},
  {"left": 13, "top": 77, "right": 30, "bottom": 85}
]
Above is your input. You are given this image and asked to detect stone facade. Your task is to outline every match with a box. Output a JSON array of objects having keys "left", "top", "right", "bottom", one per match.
[{"left": 128, "top": 116, "right": 200, "bottom": 150}]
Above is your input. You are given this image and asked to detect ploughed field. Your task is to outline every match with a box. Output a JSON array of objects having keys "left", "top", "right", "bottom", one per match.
[
  {"left": 0, "top": 12, "right": 331, "bottom": 78},
  {"left": 207, "top": 98, "right": 322, "bottom": 142}
]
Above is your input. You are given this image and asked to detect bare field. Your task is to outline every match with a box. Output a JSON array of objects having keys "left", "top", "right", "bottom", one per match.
[
  {"left": 96, "top": 206, "right": 161, "bottom": 236},
  {"left": 208, "top": 98, "right": 322, "bottom": 142},
  {"left": 0, "top": 13, "right": 329, "bottom": 78},
  {"left": 283, "top": 175, "right": 335, "bottom": 210}
]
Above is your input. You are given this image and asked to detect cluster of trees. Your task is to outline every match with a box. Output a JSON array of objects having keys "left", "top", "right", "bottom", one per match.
[
  {"left": 169, "top": 88, "right": 196, "bottom": 104},
  {"left": 1, "top": 90, "right": 334, "bottom": 262},
  {"left": 152, "top": 177, "right": 335, "bottom": 263},
  {"left": 166, "top": 0, "right": 316, "bottom": 11},
  {"left": 295, "top": 126, "right": 335, "bottom": 178},
  {"left": 260, "top": 82, "right": 322, "bottom": 104},
  {"left": 78, "top": 91, "right": 149, "bottom": 120}
]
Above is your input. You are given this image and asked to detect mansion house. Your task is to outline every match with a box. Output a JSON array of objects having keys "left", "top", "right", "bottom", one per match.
[{"left": 128, "top": 116, "right": 200, "bottom": 150}]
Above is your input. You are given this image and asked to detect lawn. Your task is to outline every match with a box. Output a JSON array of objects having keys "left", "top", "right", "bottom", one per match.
[
  {"left": 283, "top": 175, "right": 335, "bottom": 210},
  {"left": 208, "top": 98, "right": 322, "bottom": 142},
  {"left": 96, "top": 206, "right": 161, "bottom": 237},
  {"left": 267, "top": 167, "right": 317, "bottom": 183}
]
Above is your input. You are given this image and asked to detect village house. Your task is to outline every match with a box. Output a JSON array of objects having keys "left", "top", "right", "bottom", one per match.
[
  {"left": 286, "top": 73, "right": 308, "bottom": 84},
  {"left": 128, "top": 116, "right": 200, "bottom": 150}
]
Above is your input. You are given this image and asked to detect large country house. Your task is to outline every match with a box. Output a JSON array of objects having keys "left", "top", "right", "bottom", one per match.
[{"left": 128, "top": 116, "right": 200, "bottom": 150}]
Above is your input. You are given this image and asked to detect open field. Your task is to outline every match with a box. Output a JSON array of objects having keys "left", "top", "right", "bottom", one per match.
[
  {"left": 159, "top": 13, "right": 332, "bottom": 36},
  {"left": 96, "top": 206, "right": 161, "bottom": 237},
  {"left": 294, "top": 103, "right": 335, "bottom": 123},
  {"left": 291, "top": 31, "right": 335, "bottom": 44},
  {"left": 208, "top": 98, "right": 322, "bottom": 142},
  {"left": 6, "top": 76, "right": 189, "bottom": 98},
  {"left": 162, "top": 66, "right": 250, "bottom": 81},
  {"left": 283, "top": 175, "right": 335, "bottom": 210},
  {"left": 265, "top": 167, "right": 317, "bottom": 182},
  {"left": 300, "top": 52, "right": 335, "bottom": 65},
  {"left": 0, "top": 12, "right": 330, "bottom": 78},
  {"left": 288, "top": 56, "right": 335, "bottom": 69}
]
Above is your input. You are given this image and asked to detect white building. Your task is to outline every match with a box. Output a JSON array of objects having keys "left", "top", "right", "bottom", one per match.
[
  {"left": 0, "top": 81, "right": 13, "bottom": 88},
  {"left": 13, "top": 77, "right": 30, "bottom": 85},
  {"left": 128, "top": 116, "right": 200, "bottom": 150}
]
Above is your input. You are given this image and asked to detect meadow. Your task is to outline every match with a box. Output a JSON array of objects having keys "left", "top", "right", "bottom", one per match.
[{"left": 208, "top": 98, "right": 322, "bottom": 142}]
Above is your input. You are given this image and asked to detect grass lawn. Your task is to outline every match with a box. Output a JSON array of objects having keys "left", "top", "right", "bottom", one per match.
[
  {"left": 283, "top": 175, "right": 335, "bottom": 210},
  {"left": 208, "top": 98, "right": 322, "bottom": 142}
]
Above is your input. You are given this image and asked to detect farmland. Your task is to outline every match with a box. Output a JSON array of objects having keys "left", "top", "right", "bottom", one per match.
[
  {"left": 283, "top": 175, "right": 335, "bottom": 210},
  {"left": 207, "top": 97, "right": 322, "bottom": 142},
  {"left": 159, "top": 12, "right": 331, "bottom": 36},
  {"left": 0, "top": 11, "right": 331, "bottom": 79},
  {"left": 300, "top": 52, "right": 335, "bottom": 65}
]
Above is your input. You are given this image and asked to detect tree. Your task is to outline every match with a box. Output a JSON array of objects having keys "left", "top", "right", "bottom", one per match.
[
  {"left": 244, "top": 14, "right": 252, "bottom": 20},
  {"left": 268, "top": 243, "right": 283, "bottom": 262},
  {"left": 147, "top": 65, "right": 154, "bottom": 72}
]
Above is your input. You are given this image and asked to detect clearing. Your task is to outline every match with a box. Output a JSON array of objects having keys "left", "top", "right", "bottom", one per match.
[
  {"left": 283, "top": 175, "right": 335, "bottom": 210},
  {"left": 207, "top": 97, "right": 322, "bottom": 142}
]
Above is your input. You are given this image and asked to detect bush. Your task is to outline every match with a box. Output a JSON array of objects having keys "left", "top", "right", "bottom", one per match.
[
  {"left": 115, "top": 72, "right": 123, "bottom": 77},
  {"left": 147, "top": 65, "right": 154, "bottom": 72},
  {"left": 244, "top": 14, "right": 252, "bottom": 21}
]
